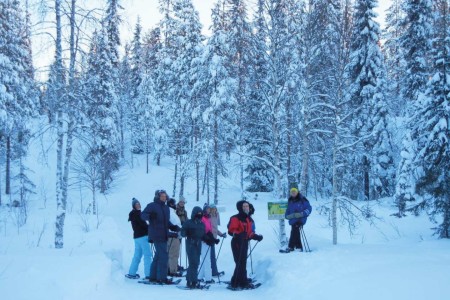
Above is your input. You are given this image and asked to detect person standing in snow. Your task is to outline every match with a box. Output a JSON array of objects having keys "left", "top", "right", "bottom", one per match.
[
  {"left": 176, "top": 196, "right": 188, "bottom": 225},
  {"left": 227, "top": 200, "right": 263, "bottom": 289},
  {"left": 141, "top": 190, "right": 180, "bottom": 284},
  {"left": 284, "top": 187, "right": 312, "bottom": 252},
  {"left": 167, "top": 198, "right": 182, "bottom": 277},
  {"left": 209, "top": 204, "right": 226, "bottom": 277},
  {"left": 180, "top": 206, "right": 211, "bottom": 289},
  {"left": 198, "top": 204, "right": 220, "bottom": 284},
  {"left": 125, "top": 198, "right": 152, "bottom": 279}
]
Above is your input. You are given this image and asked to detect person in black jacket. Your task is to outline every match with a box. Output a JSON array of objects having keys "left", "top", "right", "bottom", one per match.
[
  {"left": 181, "top": 206, "right": 217, "bottom": 289},
  {"left": 125, "top": 198, "right": 151, "bottom": 279},
  {"left": 141, "top": 190, "right": 180, "bottom": 284}
]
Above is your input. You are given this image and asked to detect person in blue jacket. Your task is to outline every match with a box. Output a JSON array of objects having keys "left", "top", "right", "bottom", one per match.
[
  {"left": 141, "top": 190, "right": 180, "bottom": 284},
  {"left": 285, "top": 187, "right": 312, "bottom": 252}
]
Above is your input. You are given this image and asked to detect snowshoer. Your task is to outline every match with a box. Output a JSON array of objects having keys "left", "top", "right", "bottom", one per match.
[
  {"left": 141, "top": 190, "right": 180, "bottom": 284},
  {"left": 176, "top": 196, "right": 188, "bottom": 224},
  {"left": 198, "top": 204, "right": 220, "bottom": 284},
  {"left": 167, "top": 198, "right": 182, "bottom": 277},
  {"left": 284, "top": 187, "right": 312, "bottom": 252},
  {"left": 181, "top": 206, "right": 215, "bottom": 289},
  {"left": 210, "top": 203, "right": 226, "bottom": 277},
  {"left": 227, "top": 200, "right": 263, "bottom": 289},
  {"left": 125, "top": 198, "right": 152, "bottom": 279}
]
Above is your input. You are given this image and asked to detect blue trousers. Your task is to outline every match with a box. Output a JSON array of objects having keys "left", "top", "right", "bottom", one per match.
[
  {"left": 150, "top": 241, "right": 168, "bottom": 281},
  {"left": 128, "top": 236, "right": 152, "bottom": 277}
]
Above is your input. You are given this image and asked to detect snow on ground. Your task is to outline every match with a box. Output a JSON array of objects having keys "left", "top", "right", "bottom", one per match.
[{"left": 0, "top": 134, "right": 449, "bottom": 300}]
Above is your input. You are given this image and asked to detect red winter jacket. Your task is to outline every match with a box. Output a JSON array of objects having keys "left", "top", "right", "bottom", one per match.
[{"left": 228, "top": 213, "right": 255, "bottom": 240}]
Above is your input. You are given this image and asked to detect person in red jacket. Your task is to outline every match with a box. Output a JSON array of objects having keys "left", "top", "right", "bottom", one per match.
[{"left": 227, "top": 200, "right": 263, "bottom": 289}]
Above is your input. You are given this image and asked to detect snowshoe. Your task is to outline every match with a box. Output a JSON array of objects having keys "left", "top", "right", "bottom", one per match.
[
  {"left": 279, "top": 247, "right": 294, "bottom": 253},
  {"left": 125, "top": 274, "right": 140, "bottom": 279}
]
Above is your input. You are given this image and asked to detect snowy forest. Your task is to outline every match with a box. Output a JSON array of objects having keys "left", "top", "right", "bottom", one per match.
[{"left": 0, "top": 0, "right": 449, "bottom": 251}]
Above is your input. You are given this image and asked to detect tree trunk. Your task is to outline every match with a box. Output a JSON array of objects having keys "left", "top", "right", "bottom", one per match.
[
  {"left": 54, "top": 0, "right": 65, "bottom": 249},
  {"left": 5, "top": 136, "right": 11, "bottom": 195},
  {"left": 213, "top": 118, "right": 219, "bottom": 204},
  {"left": 363, "top": 155, "right": 370, "bottom": 201},
  {"left": 173, "top": 155, "right": 178, "bottom": 198},
  {"left": 196, "top": 160, "right": 200, "bottom": 202}
]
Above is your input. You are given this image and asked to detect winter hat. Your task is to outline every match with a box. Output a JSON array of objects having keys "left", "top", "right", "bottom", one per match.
[
  {"left": 167, "top": 198, "right": 176, "bottom": 209},
  {"left": 236, "top": 200, "right": 249, "bottom": 213},
  {"left": 209, "top": 203, "right": 217, "bottom": 209},
  {"left": 132, "top": 198, "right": 140, "bottom": 209},
  {"left": 179, "top": 196, "right": 186, "bottom": 203},
  {"left": 290, "top": 187, "right": 299, "bottom": 194}
]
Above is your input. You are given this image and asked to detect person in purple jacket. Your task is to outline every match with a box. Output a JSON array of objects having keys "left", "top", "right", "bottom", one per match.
[{"left": 284, "top": 188, "right": 312, "bottom": 252}]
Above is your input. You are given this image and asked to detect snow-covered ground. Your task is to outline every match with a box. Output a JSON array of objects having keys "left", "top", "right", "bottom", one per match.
[{"left": 0, "top": 132, "right": 449, "bottom": 300}]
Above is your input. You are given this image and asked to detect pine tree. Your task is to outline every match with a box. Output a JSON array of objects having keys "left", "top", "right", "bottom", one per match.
[
  {"left": 129, "top": 19, "right": 144, "bottom": 154},
  {"left": 200, "top": 0, "right": 237, "bottom": 203},
  {"left": 395, "top": 0, "right": 433, "bottom": 216},
  {"left": 344, "top": 0, "right": 391, "bottom": 201},
  {"left": 84, "top": 28, "right": 120, "bottom": 200},
  {"left": 0, "top": 0, "right": 36, "bottom": 203},
  {"left": 410, "top": 0, "right": 450, "bottom": 238}
]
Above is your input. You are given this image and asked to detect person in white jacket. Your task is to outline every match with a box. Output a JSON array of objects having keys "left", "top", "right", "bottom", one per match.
[{"left": 167, "top": 198, "right": 182, "bottom": 276}]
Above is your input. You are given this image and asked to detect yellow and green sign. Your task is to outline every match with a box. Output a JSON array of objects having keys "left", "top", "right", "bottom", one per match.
[{"left": 267, "top": 202, "right": 288, "bottom": 220}]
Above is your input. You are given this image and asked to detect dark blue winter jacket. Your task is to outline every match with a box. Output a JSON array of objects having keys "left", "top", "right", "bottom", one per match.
[
  {"left": 141, "top": 197, "right": 173, "bottom": 243},
  {"left": 285, "top": 193, "right": 312, "bottom": 226}
]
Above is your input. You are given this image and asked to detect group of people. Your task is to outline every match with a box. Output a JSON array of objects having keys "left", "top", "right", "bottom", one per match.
[{"left": 125, "top": 187, "right": 311, "bottom": 290}]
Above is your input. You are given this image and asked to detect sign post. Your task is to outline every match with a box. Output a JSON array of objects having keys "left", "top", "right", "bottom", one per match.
[{"left": 268, "top": 202, "right": 288, "bottom": 249}]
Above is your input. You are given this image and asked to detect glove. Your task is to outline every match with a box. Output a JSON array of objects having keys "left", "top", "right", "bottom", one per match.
[
  {"left": 220, "top": 232, "right": 227, "bottom": 238},
  {"left": 214, "top": 238, "right": 220, "bottom": 245},
  {"left": 293, "top": 212, "right": 304, "bottom": 218},
  {"left": 149, "top": 239, "right": 154, "bottom": 244},
  {"left": 149, "top": 211, "right": 157, "bottom": 220},
  {"left": 252, "top": 234, "right": 263, "bottom": 242}
]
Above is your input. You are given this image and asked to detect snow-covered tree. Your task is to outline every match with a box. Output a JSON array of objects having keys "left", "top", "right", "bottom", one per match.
[
  {"left": 409, "top": 0, "right": 450, "bottom": 238},
  {"left": 344, "top": 0, "right": 393, "bottom": 201},
  {"left": 84, "top": 28, "right": 120, "bottom": 199},
  {"left": 395, "top": 0, "right": 433, "bottom": 216}
]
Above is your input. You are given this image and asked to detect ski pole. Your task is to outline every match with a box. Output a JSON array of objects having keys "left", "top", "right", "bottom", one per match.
[
  {"left": 246, "top": 240, "right": 259, "bottom": 259},
  {"left": 215, "top": 235, "right": 226, "bottom": 261},
  {"left": 300, "top": 226, "right": 311, "bottom": 252},
  {"left": 196, "top": 244, "right": 211, "bottom": 279},
  {"left": 249, "top": 240, "right": 254, "bottom": 275}
]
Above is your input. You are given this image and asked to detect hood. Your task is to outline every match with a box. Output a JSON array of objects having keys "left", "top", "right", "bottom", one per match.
[
  {"left": 236, "top": 200, "right": 249, "bottom": 213},
  {"left": 191, "top": 206, "right": 203, "bottom": 219}
]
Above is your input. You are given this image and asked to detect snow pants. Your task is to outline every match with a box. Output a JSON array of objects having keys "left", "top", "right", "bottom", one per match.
[
  {"left": 168, "top": 237, "right": 180, "bottom": 274},
  {"left": 185, "top": 238, "right": 202, "bottom": 284},
  {"left": 150, "top": 241, "right": 168, "bottom": 281},
  {"left": 230, "top": 236, "right": 249, "bottom": 288},
  {"left": 128, "top": 236, "right": 152, "bottom": 277},
  {"left": 288, "top": 223, "right": 303, "bottom": 249}
]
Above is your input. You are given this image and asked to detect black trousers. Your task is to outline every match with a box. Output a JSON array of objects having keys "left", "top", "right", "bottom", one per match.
[
  {"left": 230, "top": 237, "right": 248, "bottom": 287},
  {"left": 288, "top": 224, "right": 303, "bottom": 249},
  {"left": 185, "top": 239, "right": 201, "bottom": 284}
]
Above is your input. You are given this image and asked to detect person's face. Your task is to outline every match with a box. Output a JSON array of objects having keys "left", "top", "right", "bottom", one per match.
[
  {"left": 160, "top": 193, "right": 167, "bottom": 202},
  {"left": 135, "top": 203, "right": 141, "bottom": 210},
  {"left": 206, "top": 207, "right": 211, "bottom": 214},
  {"left": 242, "top": 203, "right": 250, "bottom": 214},
  {"left": 290, "top": 191, "right": 298, "bottom": 197},
  {"left": 179, "top": 201, "right": 185, "bottom": 207}
]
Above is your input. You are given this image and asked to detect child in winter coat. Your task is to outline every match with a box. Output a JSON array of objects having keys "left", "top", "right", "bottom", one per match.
[{"left": 125, "top": 198, "right": 152, "bottom": 279}]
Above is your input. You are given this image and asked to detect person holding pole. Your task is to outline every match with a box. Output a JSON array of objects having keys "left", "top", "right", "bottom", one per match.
[
  {"left": 209, "top": 203, "right": 226, "bottom": 277},
  {"left": 227, "top": 200, "right": 263, "bottom": 290},
  {"left": 197, "top": 204, "right": 219, "bottom": 284},
  {"left": 284, "top": 187, "right": 312, "bottom": 252},
  {"left": 181, "top": 206, "right": 215, "bottom": 289}
]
